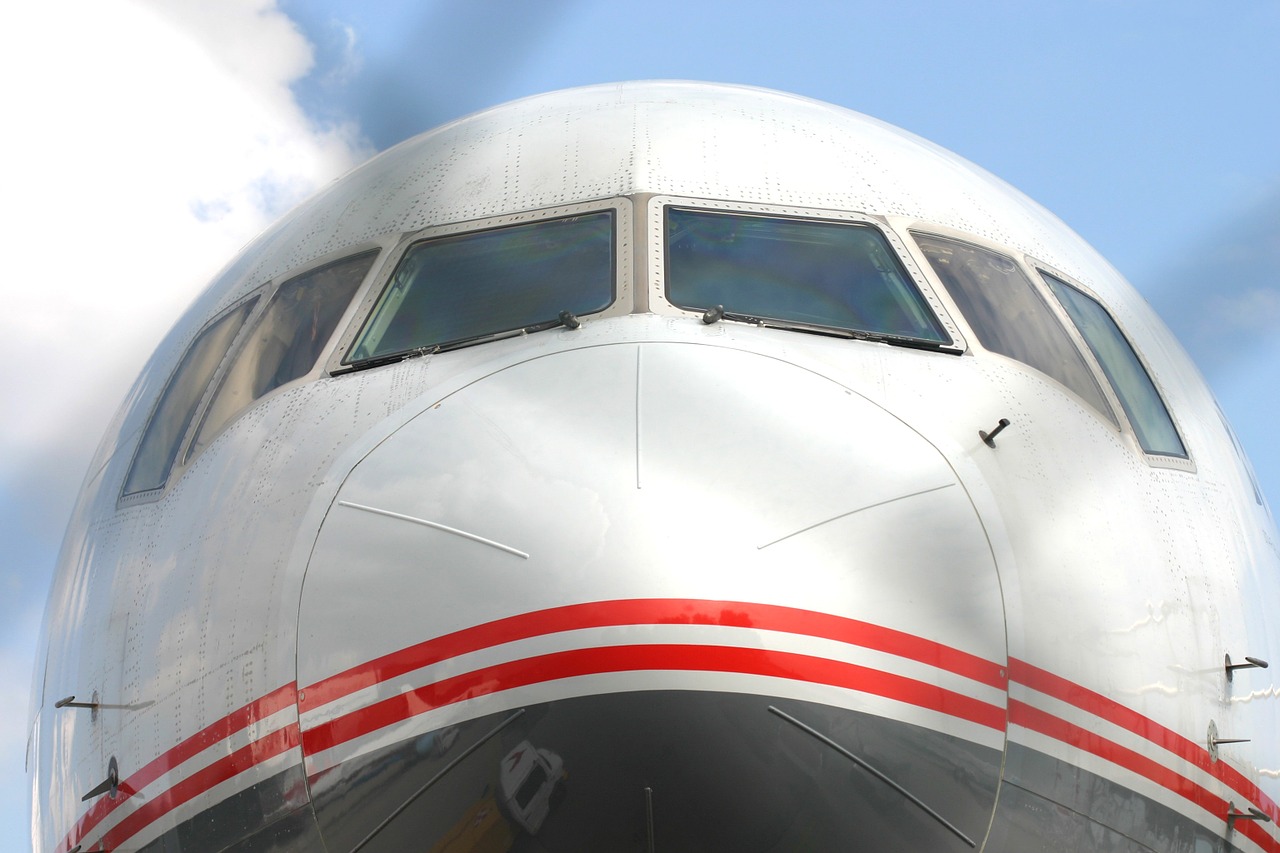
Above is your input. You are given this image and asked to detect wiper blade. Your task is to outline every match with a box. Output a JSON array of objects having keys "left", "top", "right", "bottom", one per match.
[
  {"left": 716, "top": 311, "right": 962, "bottom": 354},
  {"left": 431, "top": 310, "right": 583, "bottom": 353},
  {"left": 720, "top": 311, "right": 852, "bottom": 338},
  {"left": 331, "top": 349, "right": 426, "bottom": 375},
  {"left": 334, "top": 311, "right": 585, "bottom": 375},
  {"left": 846, "top": 329, "right": 963, "bottom": 354}
]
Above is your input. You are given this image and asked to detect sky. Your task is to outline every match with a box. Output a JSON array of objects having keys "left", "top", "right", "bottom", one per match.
[{"left": 2, "top": 0, "right": 1277, "bottom": 845}]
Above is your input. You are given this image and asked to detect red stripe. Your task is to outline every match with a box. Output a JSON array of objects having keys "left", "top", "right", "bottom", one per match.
[
  {"left": 59, "top": 683, "right": 297, "bottom": 853},
  {"left": 302, "top": 642, "right": 1007, "bottom": 755},
  {"left": 97, "top": 724, "right": 301, "bottom": 851},
  {"left": 1010, "top": 699, "right": 1226, "bottom": 814},
  {"left": 1010, "top": 658, "right": 1280, "bottom": 823},
  {"left": 299, "top": 598, "right": 1006, "bottom": 712},
  {"left": 54, "top": 631, "right": 1273, "bottom": 852},
  {"left": 1010, "top": 699, "right": 1280, "bottom": 853}
]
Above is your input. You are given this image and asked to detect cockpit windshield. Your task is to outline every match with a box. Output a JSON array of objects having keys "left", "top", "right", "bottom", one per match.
[
  {"left": 664, "top": 207, "right": 951, "bottom": 346},
  {"left": 344, "top": 211, "right": 615, "bottom": 367}
]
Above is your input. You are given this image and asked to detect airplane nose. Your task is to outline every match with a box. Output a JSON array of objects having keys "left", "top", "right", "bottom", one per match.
[{"left": 296, "top": 340, "right": 1008, "bottom": 851}]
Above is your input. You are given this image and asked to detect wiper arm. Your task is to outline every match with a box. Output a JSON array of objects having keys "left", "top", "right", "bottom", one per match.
[
  {"left": 331, "top": 349, "right": 427, "bottom": 375},
  {"left": 712, "top": 310, "right": 962, "bottom": 354},
  {"left": 844, "top": 328, "right": 963, "bottom": 354},
  {"left": 431, "top": 310, "right": 582, "bottom": 353},
  {"left": 719, "top": 311, "right": 855, "bottom": 339},
  {"left": 334, "top": 311, "right": 585, "bottom": 375}
]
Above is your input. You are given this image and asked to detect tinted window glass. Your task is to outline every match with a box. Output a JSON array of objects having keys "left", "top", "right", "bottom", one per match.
[
  {"left": 189, "top": 252, "right": 378, "bottom": 458},
  {"left": 667, "top": 208, "right": 949, "bottom": 343},
  {"left": 122, "top": 298, "right": 258, "bottom": 496},
  {"left": 1044, "top": 273, "right": 1187, "bottom": 457},
  {"left": 347, "top": 212, "right": 614, "bottom": 363},
  {"left": 914, "top": 234, "right": 1115, "bottom": 422}
]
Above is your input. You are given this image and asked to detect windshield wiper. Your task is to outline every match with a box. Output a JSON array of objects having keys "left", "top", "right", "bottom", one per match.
[
  {"left": 334, "top": 310, "right": 585, "bottom": 375},
  {"left": 708, "top": 309, "right": 961, "bottom": 354},
  {"left": 331, "top": 348, "right": 427, "bottom": 375}
]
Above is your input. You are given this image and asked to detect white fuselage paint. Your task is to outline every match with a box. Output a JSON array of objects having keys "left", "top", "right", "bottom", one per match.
[{"left": 28, "top": 82, "right": 1280, "bottom": 853}]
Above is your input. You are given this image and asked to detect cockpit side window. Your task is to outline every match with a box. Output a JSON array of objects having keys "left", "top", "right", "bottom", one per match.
[
  {"left": 665, "top": 207, "right": 951, "bottom": 345},
  {"left": 1043, "top": 273, "right": 1187, "bottom": 458},
  {"left": 344, "top": 211, "right": 615, "bottom": 366},
  {"left": 187, "top": 251, "right": 379, "bottom": 459},
  {"left": 122, "top": 297, "right": 259, "bottom": 497},
  {"left": 913, "top": 233, "right": 1116, "bottom": 423}
]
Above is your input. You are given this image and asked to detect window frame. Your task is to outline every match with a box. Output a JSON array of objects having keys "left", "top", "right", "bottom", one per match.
[
  {"left": 907, "top": 228, "right": 1126, "bottom": 432},
  {"left": 119, "top": 243, "right": 387, "bottom": 505},
  {"left": 119, "top": 295, "right": 264, "bottom": 505},
  {"left": 328, "top": 198, "right": 634, "bottom": 373},
  {"left": 184, "top": 249, "right": 382, "bottom": 464},
  {"left": 1034, "top": 261, "right": 1194, "bottom": 471},
  {"left": 646, "top": 196, "right": 966, "bottom": 351}
]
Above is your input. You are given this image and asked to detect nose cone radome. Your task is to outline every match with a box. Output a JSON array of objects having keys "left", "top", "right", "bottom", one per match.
[{"left": 297, "top": 342, "right": 1007, "bottom": 850}]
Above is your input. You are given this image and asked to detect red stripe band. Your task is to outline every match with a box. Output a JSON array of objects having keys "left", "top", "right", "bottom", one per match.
[
  {"left": 98, "top": 724, "right": 301, "bottom": 851},
  {"left": 1010, "top": 658, "right": 1279, "bottom": 823},
  {"left": 57, "top": 606, "right": 1277, "bottom": 853},
  {"left": 1009, "top": 660, "right": 1280, "bottom": 851},
  {"left": 302, "top": 642, "right": 1007, "bottom": 755},
  {"left": 298, "top": 598, "right": 1007, "bottom": 712},
  {"left": 58, "top": 683, "right": 297, "bottom": 853},
  {"left": 1010, "top": 699, "right": 1228, "bottom": 815}
]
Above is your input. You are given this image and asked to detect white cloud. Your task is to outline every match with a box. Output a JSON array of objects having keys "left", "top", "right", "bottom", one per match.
[
  {"left": 324, "top": 22, "right": 365, "bottom": 88},
  {"left": 0, "top": 0, "right": 370, "bottom": 487},
  {"left": 0, "top": 5, "right": 369, "bottom": 843},
  {"left": 1206, "top": 288, "right": 1280, "bottom": 336}
]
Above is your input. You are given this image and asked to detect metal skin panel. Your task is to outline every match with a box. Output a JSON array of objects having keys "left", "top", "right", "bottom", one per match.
[
  {"left": 30, "top": 83, "right": 1280, "bottom": 852},
  {"left": 295, "top": 340, "right": 1009, "bottom": 784}
]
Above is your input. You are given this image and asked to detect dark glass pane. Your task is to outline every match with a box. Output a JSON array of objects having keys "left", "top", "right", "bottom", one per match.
[
  {"left": 667, "top": 208, "right": 949, "bottom": 343},
  {"left": 348, "top": 212, "right": 615, "bottom": 362},
  {"left": 914, "top": 234, "right": 1115, "bottom": 423},
  {"left": 190, "top": 251, "right": 377, "bottom": 457},
  {"left": 123, "top": 298, "right": 258, "bottom": 496},
  {"left": 1045, "top": 273, "right": 1187, "bottom": 457}
]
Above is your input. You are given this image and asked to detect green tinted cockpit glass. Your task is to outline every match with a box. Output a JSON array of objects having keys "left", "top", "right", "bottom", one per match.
[
  {"left": 122, "top": 297, "right": 258, "bottom": 496},
  {"left": 345, "top": 211, "right": 615, "bottom": 364},
  {"left": 914, "top": 233, "right": 1116, "bottom": 424},
  {"left": 1043, "top": 272, "right": 1187, "bottom": 458},
  {"left": 188, "top": 251, "right": 377, "bottom": 459},
  {"left": 665, "top": 208, "right": 950, "bottom": 344}
]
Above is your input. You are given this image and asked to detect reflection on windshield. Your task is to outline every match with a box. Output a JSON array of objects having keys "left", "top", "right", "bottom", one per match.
[
  {"left": 665, "top": 208, "right": 949, "bottom": 344},
  {"left": 122, "top": 298, "right": 258, "bottom": 497},
  {"left": 346, "top": 212, "right": 614, "bottom": 365},
  {"left": 914, "top": 233, "right": 1116, "bottom": 423},
  {"left": 189, "top": 252, "right": 378, "bottom": 459},
  {"left": 1043, "top": 272, "right": 1186, "bottom": 457}
]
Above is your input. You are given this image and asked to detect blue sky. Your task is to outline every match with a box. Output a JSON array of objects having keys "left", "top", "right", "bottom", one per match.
[{"left": 3, "top": 0, "right": 1277, "bottom": 845}]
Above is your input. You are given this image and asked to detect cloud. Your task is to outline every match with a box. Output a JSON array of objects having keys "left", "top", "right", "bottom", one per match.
[
  {"left": 284, "top": 0, "right": 589, "bottom": 150},
  {"left": 0, "top": 0, "right": 371, "bottom": 536},
  {"left": 1147, "top": 185, "right": 1280, "bottom": 378},
  {"left": 1, "top": 2, "right": 372, "bottom": 844},
  {"left": 1205, "top": 288, "right": 1280, "bottom": 337}
]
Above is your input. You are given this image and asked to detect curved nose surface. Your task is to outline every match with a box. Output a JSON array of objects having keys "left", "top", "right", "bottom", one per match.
[{"left": 297, "top": 342, "right": 1007, "bottom": 850}]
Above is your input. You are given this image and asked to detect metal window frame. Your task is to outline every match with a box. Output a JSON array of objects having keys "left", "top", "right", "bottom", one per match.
[
  {"left": 119, "top": 242, "right": 389, "bottom": 506},
  {"left": 1034, "top": 261, "right": 1194, "bottom": 472},
  {"left": 329, "top": 197, "right": 635, "bottom": 372},
  {"left": 647, "top": 196, "right": 967, "bottom": 352}
]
